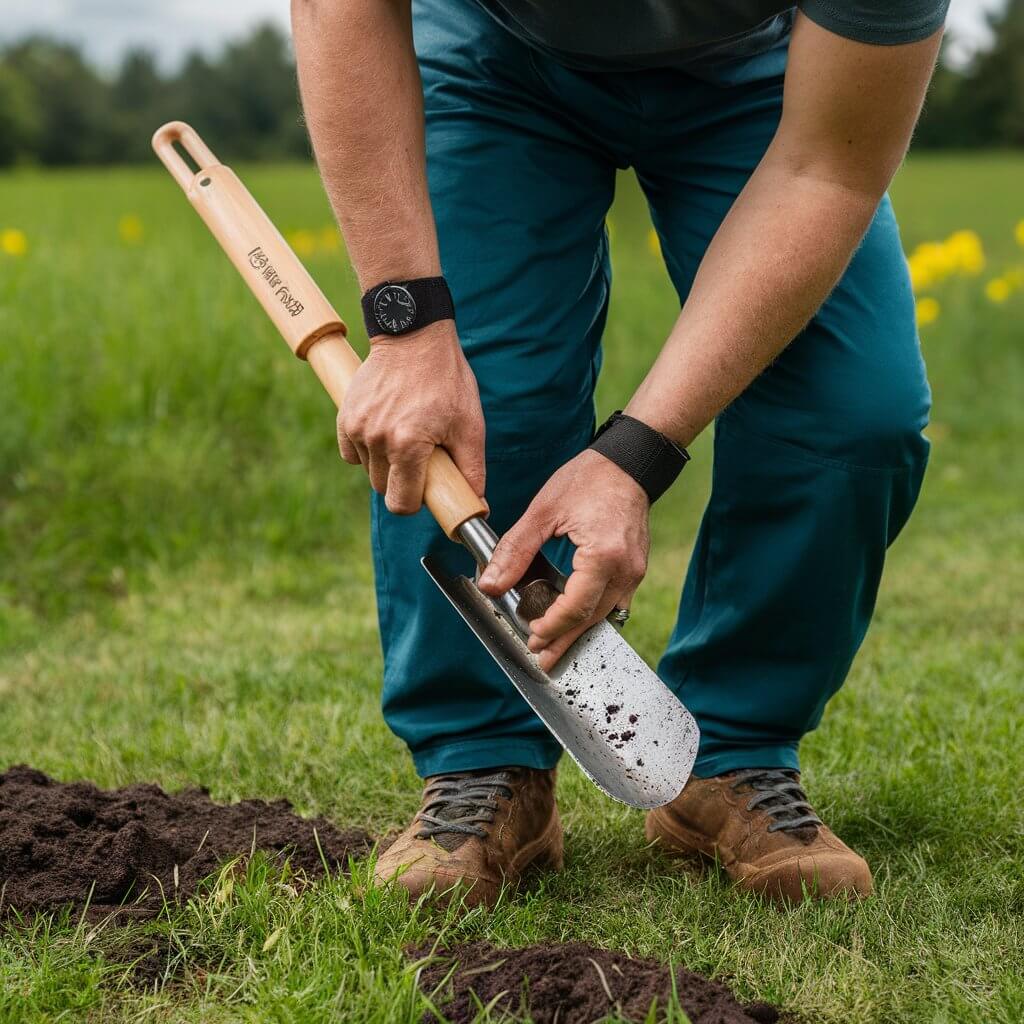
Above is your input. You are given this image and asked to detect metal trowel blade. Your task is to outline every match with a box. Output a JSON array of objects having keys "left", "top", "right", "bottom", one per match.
[{"left": 421, "top": 556, "right": 699, "bottom": 809}]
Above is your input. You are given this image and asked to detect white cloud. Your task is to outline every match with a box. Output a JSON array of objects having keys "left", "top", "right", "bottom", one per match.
[
  {"left": 945, "top": 0, "right": 1005, "bottom": 65},
  {"left": 0, "top": 0, "right": 290, "bottom": 70}
]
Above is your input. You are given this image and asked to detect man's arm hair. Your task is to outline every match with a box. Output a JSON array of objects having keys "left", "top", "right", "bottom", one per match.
[
  {"left": 291, "top": 0, "right": 440, "bottom": 289},
  {"left": 626, "top": 14, "right": 942, "bottom": 446},
  {"left": 290, "top": 1, "right": 488, "bottom": 514}
]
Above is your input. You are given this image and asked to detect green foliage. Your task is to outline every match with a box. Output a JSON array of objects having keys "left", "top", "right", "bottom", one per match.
[
  {"left": 917, "top": 0, "right": 1024, "bottom": 148},
  {"left": 0, "top": 60, "right": 39, "bottom": 166},
  {"left": 0, "top": 161, "right": 1022, "bottom": 1021},
  {"left": 0, "top": 24, "right": 306, "bottom": 168},
  {"left": 2, "top": 38, "right": 111, "bottom": 165},
  {"left": 2, "top": 8, "right": 1024, "bottom": 166}
]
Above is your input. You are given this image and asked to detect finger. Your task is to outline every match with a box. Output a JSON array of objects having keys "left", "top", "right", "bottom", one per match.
[
  {"left": 477, "top": 502, "right": 551, "bottom": 595},
  {"left": 367, "top": 452, "right": 390, "bottom": 496},
  {"left": 385, "top": 450, "right": 430, "bottom": 515},
  {"left": 611, "top": 579, "right": 640, "bottom": 620},
  {"left": 528, "top": 567, "right": 609, "bottom": 645},
  {"left": 336, "top": 416, "right": 361, "bottom": 466},
  {"left": 534, "top": 588, "right": 622, "bottom": 673},
  {"left": 338, "top": 433, "right": 362, "bottom": 466},
  {"left": 449, "top": 426, "right": 487, "bottom": 501}
]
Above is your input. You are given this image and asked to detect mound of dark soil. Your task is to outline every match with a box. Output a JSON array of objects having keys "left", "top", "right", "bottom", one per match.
[
  {"left": 414, "top": 941, "right": 782, "bottom": 1024},
  {"left": 0, "top": 765, "right": 372, "bottom": 920}
]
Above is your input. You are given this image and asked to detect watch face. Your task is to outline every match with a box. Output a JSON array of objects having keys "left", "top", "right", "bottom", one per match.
[{"left": 373, "top": 284, "right": 417, "bottom": 334}]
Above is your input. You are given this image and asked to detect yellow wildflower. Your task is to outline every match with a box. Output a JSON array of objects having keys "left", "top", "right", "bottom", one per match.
[
  {"left": 646, "top": 228, "right": 662, "bottom": 258},
  {"left": 984, "top": 277, "right": 1011, "bottom": 304},
  {"left": 944, "top": 229, "right": 985, "bottom": 275},
  {"left": 907, "top": 257, "right": 933, "bottom": 293},
  {"left": 907, "top": 231, "right": 987, "bottom": 292},
  {"left": 915, "top": 296, "right": 940, "bottom": 327},
  {"left": 916, "top": 241, "right": 957, "bottom": 277},
  {"left": 118, "top": 214, "right": 144, "bottom": 245},
  {"left": 318, "top": 226, "right": 341, "bottom": 252},
  {"left": 1015, "top": 220, "right": 1024, "bottom": 248},
  {"left": 907, "top": 242, "right": 951, "bottom": 292},
  {"left": 287, "top": 229, "right": 317, "bottom": 258},
  {"left": 1, "top": 228, "right": 28, "bottom": 256}
]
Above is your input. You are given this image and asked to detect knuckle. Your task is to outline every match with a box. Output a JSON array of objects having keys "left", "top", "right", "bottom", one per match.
[
  {"left": 345, "top": 421, "right": 367, "bottom": 445},
  {"left": 393, "top": 444, "right": 431, "bottom": 469},
  {"left": 523, "top": 505, "right": 550, "bottom": 533},
  {"left": 389, "top": 426, "right": 421, "bottom": 451},
  {"left": 499, "top": 532, "right": 524, "bottom": 557},
  {"left": 595, "top": 538, "right": 631, "bottom": 566},
  {"left": 503, "top": 532, "right": 538, "bottom": 564},
  {"left": 627, "top": 554, "right": 647, "bottom": 580},
  {"left": 496, "top": 534, "right": 525, "bottom": 559}
]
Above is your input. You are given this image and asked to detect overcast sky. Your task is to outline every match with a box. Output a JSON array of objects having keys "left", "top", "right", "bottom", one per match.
[{"left": 0, "top": 0, "right": 1007, "bottom": 70}]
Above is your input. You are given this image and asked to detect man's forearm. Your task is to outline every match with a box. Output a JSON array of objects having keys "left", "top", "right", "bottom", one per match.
[
  {"left": 292, "top": 0, "right": 438, "bottom": 288},
  {"left": 626, "top": 153, "right": 879, "bottom": 447},
  {"left": 626, "top": 15, "right": 939, "bottom": 450}
]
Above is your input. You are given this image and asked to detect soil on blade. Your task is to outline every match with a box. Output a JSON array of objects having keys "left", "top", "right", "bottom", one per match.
[
  {"left": 413, "top": 941, "right": 783, "bottom": 1024},
  {"left": 0, "top": 764, "right": 372, "bottom": 920}
]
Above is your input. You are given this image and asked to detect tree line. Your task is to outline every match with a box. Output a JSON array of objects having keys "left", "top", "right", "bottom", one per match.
[
  {"left": 0, "top": 25, "right": 305, "bottom": 167},
  {"left": 1, "top": 4, "right": 1022, "bottom": 168}
]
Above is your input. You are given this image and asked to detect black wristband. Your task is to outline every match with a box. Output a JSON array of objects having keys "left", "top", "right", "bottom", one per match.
[
  {"left": 589, "top": 411, "right": 690, "bottom": 503},
  {"left": 361, "top": 276, "right": 455, "bottom": 338}
]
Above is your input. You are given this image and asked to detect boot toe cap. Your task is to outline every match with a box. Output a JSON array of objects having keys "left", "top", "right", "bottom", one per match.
[
  {"left": 373, "top": 849, "right": 501, "bottom": 905},
  {"left": 739, "top": 849, "right": 874, "bottom": 903}
]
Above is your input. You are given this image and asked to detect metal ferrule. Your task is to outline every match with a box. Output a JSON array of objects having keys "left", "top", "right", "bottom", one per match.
[{"left": 457, "top": 516, "right": 529, "bottom": 638}]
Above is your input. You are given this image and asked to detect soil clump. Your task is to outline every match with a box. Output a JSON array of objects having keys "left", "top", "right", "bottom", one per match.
[
  {"left": 414, "top": 940, "right": 783, "bottom": 1024},
  {"left": 0, "top": 765, "right": 372, "bottom": 920}
]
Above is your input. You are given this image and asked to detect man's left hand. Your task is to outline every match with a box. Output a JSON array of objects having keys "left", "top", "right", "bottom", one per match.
[{"left": 477, "top": 449, "right": 651, "bottom": 672}]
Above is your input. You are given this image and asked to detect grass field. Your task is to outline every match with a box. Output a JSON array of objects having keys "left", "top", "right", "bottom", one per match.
[{"left": 1, "top": 153, "right": 1022, "bottom": 1023}]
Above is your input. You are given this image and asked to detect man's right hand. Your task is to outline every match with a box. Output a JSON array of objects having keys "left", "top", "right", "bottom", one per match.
[
  {"left": 337, "top": 321, "right": 486, "bottom": 515},
  {"left": 293, "top": 0, "right": 482, "bottom": 515}
]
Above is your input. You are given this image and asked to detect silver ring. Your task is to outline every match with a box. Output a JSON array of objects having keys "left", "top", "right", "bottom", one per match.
[{"left": 610, "top": 606, "right": 630, "bottom": 626}]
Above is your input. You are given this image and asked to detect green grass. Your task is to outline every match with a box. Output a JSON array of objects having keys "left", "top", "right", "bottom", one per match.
[{"left": 1, "top": 153, "right": 1022, "bottom": 1023}]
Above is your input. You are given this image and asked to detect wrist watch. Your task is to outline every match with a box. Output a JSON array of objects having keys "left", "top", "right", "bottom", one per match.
[
  {"left": 589, "top": 411, "right": 690, "bottom": 503},
  {"left": 361, "top": 276, "right": 455, "bottom": 338}
]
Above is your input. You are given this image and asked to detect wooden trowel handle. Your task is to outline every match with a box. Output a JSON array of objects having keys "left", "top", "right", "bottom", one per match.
[{"left": 151, "top": 121, "right": 486, "bottom": 539}]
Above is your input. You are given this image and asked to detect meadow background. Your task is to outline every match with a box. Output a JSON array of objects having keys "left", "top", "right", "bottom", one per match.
[
  {"left": 8, "top": 22, "right": 1024, "bottom": 1024},
  {"left": 0, "top": 150, "right": 1021, "bottom": 1023}
]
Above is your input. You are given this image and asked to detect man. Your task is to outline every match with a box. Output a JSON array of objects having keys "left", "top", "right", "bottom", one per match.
[{"left": 292, "top": 0, "right": 943, "bottom": 905}]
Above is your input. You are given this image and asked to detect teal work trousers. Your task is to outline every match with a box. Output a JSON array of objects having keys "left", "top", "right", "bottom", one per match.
[{"left": 371, "top": 0, "right": 931, "bottom": 779}]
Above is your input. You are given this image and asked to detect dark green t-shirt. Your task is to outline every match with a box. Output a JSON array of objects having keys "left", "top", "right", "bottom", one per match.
[{"left": 472, "top": 0, "right": 949, "bottom": 71}]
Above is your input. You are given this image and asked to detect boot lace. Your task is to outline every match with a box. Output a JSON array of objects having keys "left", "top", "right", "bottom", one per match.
[
  {"left": 729, "top": 769, "right": 823, "bottom": 833},
  {"left": 416, "top": 769, "right": 516, "bottom": 842}
]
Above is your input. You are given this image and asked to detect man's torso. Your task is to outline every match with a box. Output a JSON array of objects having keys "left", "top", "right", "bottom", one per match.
[{"left": 471, "top": 0, "right": 950, "bottom": 71}]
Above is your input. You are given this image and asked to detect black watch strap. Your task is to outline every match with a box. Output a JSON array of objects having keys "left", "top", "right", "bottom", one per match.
[
  {"left": 589, "top": 411, "right": 690, "bottom": 503},
  {"left": 361, "top": 276, "right": 455, "bottom": 338}
]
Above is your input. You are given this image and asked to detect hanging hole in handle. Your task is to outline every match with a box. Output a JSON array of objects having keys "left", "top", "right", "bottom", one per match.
[
  {"left": 199, "top": 177, "right": 211, "bottom": 187},
  {"left": 172, "top": 139, "right": 201, "bottom": 175}
]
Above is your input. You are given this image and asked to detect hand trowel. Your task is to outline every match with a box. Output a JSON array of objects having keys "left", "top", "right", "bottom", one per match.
[{"left": 152, "top": 121, "right": 699, "bottom": 809}]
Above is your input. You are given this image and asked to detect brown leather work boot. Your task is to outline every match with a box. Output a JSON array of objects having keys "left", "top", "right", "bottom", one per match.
[
  {"left": 646, "top": 768, "right": 873, "bottom": 903},
  {"left": 373, "top": 766, "right": 563, "bottom": 907}
]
